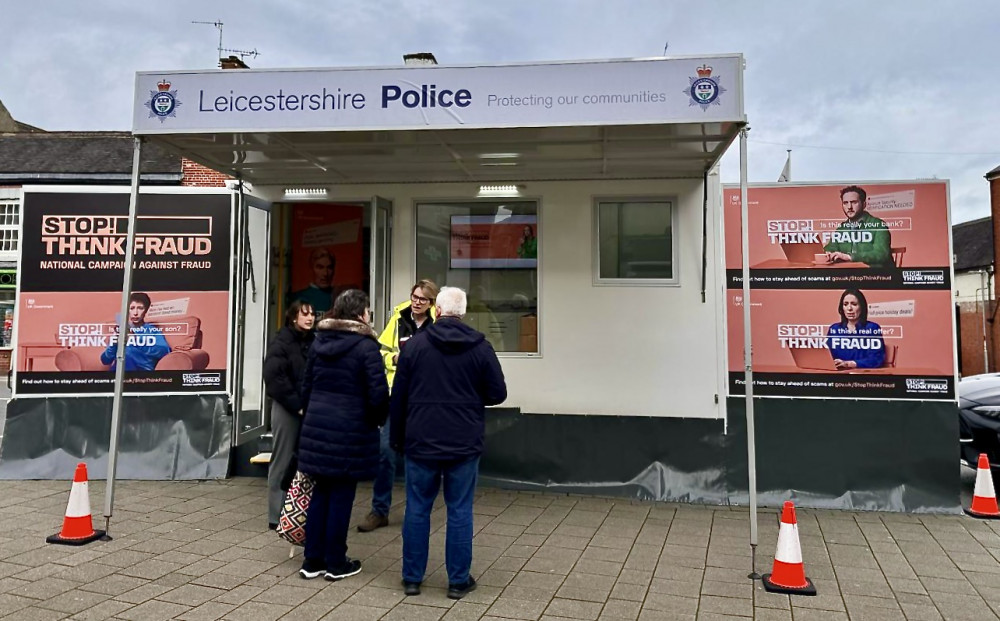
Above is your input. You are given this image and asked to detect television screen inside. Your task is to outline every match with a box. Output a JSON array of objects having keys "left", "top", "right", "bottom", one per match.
[{"left": 449, "top": 214, "right": 537, "bottom": 269}]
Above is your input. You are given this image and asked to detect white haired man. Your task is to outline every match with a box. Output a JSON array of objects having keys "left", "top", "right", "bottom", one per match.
[{"left": 389, "top": 286, "right": 507, "bottom": 600}]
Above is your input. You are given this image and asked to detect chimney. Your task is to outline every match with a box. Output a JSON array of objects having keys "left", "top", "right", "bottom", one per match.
[
  {"left": 403, "top": 52, "right": 438, "bottom": 66},
  {"left": 220, "top": 55, "right": 249, "bottom": 70}
]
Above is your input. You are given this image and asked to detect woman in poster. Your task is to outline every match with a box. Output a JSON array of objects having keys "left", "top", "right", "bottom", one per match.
[
  {"left": 517, "top": 225, "right": 537, "bottom": 260},
  {"left": 826, "top": 288, "right": 885, "bottom": 370},
  {"left": 296, "top": 290, "right": 389, "bottom": 581},
  {"left": 262, "top": 299, "right": 315, "bottom": 530}
]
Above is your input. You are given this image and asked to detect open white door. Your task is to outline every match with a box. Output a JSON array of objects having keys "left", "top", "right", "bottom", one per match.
[
  {"left": 232, "top": 192, "right": 272, "bottom": 445},
  {"left": 370, "top": 196, "right": 392, "bottom": 333}
]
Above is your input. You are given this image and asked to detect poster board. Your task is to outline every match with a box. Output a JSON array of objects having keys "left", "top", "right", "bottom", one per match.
[
  {"left": 288, "top": 204, "right": 365, "bottom": 316},
  {"left": 13, "top": 188, "right": 233, "bottom": 396},
  {"left": 723, "top": 181, "right": 956, "bottom": 400}
]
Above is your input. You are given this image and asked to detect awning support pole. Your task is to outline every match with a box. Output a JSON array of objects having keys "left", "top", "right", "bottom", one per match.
[
  {"left": 739, "top": 127, "right": 759, "bottom": 579},
  {"left": 102, "top": 136, "right": 143, "bottom": 540},
  {"left": 700, "top": 169, "right": 709, "bottom": 303}
]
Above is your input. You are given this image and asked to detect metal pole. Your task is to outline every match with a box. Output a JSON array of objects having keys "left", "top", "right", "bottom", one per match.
[
  {"left": 102, "top": 136, "right": 143, "bottom": 540},
  {"left": 739, "top": 127, "right": 759, "bottom": 579},
  {"left": 980, "top": 271, "right": 989, "bottom": 373}
]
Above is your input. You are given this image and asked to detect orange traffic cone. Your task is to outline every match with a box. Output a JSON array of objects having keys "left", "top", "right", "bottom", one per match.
[
  {"left": 46, "top": 463, "right": 105, "bottom": 545},
  {"left": 965, "top": 454, "right": 1000, "bottom": 519},
  {"left": 762, "top": 501, "right": 816, "bottom": 595}
]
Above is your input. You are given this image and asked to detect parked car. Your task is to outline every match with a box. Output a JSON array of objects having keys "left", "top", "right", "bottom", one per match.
[{"left": 958, "top": 373, "right": 1000, "bottom": 481}]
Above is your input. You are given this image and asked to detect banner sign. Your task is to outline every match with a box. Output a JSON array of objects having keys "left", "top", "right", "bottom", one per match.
[
  {"left": 133, "top": 56, "right": 744, "bottom": 134},
  {"left": 450, "top": 215, "right": 537, "bottom": 269},
  {"left": 288, "top": 204, "right": 365, "bottom": 316},
  {"left": 14, "top": 189, "right": 233, "bottom": 396},
  {"left": 723, "top": 181, "right": 956, "bottom": 400}
]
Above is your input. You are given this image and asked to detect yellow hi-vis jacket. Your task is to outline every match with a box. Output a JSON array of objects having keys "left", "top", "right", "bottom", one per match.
[{"left": 377, "top": 299, "right": 436, "bottom": 389}]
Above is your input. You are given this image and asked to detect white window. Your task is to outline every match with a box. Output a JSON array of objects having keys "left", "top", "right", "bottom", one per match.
[
  {"left": 416, "top": 200, "right": 538, "bottom": 353},
  {"left": 0, "top": 191, "right": 19, "bottom": 259},
  {"left": 595, "top": 198, "right": 677, "bottom": 285}
]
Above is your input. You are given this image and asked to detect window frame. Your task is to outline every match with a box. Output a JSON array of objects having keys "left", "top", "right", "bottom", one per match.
[
  {"left": 0, "top": 189, "right": 20, "bottom": 261},
  {"left": 412, "top": 196, "right": 542, "bottom": 358},
  {"left": 592, "top": 195, "right": 680, "bottom": 287}
]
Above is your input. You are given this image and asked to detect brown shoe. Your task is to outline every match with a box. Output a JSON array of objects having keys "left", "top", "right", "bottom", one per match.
[{"left": 357, "top": 512, "right": 388, "bottom": 532}]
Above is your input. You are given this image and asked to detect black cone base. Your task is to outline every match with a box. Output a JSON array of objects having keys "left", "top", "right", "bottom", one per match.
[
  {"left": 46, "top": 529, "right": 106, "bottom": 546},
  {"left": 762, "top": 573, "right": 816, "bottom": 596},
  {"left": 964, "top": 507, "right": 1000, "bottom": 519}
]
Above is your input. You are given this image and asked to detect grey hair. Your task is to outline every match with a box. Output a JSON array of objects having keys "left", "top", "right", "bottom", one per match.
[{"left": 436, "top": 286, "right": 467, "bottom": 317}]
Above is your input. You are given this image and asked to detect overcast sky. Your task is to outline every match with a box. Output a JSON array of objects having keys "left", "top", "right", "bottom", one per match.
[{"left": 2, "top": 1, "right": 998, "bottom": 222}]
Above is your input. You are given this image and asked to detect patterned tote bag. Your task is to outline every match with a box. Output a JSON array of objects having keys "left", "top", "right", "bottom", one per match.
[{"left": 277, "top": 471, "right": 314, "bottom": 546}]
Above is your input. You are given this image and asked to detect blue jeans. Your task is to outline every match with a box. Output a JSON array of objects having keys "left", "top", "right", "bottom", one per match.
[
  {"left": 402, "top": 455, "right": 479, "bottom": 586},
  {"left": 371, "top": 423, "right": 396, "bottom": 516},
  {"left": 304, "top": 477, "right": 357, "bottom": 569}
]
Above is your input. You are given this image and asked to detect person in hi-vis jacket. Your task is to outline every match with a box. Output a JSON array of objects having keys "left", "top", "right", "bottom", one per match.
[{"left": 355, "top": 279, "right": 438, "bottom": 534}]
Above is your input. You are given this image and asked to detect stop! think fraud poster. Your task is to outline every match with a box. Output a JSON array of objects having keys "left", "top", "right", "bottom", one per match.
[
  {"left": 723, "top": 181, "right": 956, "bottom": 400},
  {"left": 14, "top": 190, "right": 232, "bottom": 395}
]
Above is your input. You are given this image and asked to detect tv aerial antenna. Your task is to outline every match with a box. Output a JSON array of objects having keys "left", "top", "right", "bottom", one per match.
[{"left": 191, "top": 19, "right": 260, "bottom": 67}]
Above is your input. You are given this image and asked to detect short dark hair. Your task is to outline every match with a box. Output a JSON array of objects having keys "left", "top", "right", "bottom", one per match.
[
  {"left": 837, "top": 288, "right": 869, "bottom": 327},
  {"left": 331, "top": 289, "right": 369, "bottom": 321},
  {"left": 840, "top": 185, "right": 867, "bottom": 204},
  {"left": 129, "top": 292, "right": 151, "bottom": 309},
  {"left": 285, "top": 299, "right": 313, "bottom": 327}
]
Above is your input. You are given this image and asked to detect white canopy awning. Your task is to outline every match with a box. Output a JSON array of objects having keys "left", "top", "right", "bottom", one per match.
[{"left": 132, "top": 55, "right": 745, "bottom": 184}]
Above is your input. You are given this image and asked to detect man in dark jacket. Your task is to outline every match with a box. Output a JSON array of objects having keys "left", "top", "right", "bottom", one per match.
[{"left": 389, "top": 286, "right": 507, "bottom": 600}]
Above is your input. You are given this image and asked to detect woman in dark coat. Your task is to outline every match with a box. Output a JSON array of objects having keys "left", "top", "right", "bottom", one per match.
[
  {"left": 263, "top": 299, "right": 315, "bottom": 529},
  {"left": 298, "top": 289, "right": 389, "bottom": 581}
]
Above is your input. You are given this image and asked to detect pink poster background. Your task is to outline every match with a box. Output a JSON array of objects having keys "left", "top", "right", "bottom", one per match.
[
  {"left": 723, "top": 182, "right": 950, "bottom": 269},
  {"left": 290, "top": 204, "right": 365, "bottom": 292},
  {"left": 16, "top": 291, "right": 230, "bottom": 373},
  {"left": 451, "top": 221, "right": 528, "bottom": 260},
  {"left": 726, "top": 288, "right": 954, "bottom": 376}
]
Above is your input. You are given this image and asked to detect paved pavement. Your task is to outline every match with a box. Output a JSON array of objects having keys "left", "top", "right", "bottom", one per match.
[{"left": 0, "top": 476, "right": 998, "bottom": 620}]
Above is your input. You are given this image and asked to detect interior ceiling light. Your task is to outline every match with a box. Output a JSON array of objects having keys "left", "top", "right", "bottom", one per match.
[
  {"left": 477, "top": 184, "right": 523, "bottom": 197},
  {"left": 478, "top": 153, "right": 520, "bottom": 167},
  {"left": 283, "top": 187, "right": 328, "bottom": 199}
]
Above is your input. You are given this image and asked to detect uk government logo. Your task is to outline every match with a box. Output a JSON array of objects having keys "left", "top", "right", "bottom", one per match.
[
  {"left": 684, "top": 64, "right": 726, "bottom": 110},
  {"left": 145, "top": 80, "right": 181, "bottom": 122}
]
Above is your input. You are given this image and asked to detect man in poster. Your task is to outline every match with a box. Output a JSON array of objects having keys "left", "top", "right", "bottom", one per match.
[
  {"left": 100, "top": 292, "right": 171, "bottom": 371},
  {"left": 823, "top": 185, "right": 894, "bottom": 268},
  {"left": 290, "top": 248, "right": 338, "bottom": 316}
]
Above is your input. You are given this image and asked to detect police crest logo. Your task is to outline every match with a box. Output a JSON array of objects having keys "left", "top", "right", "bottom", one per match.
[
  {"left": 684, "top": 64, "right": 726, "bottom": 110},
  {"left": 145, "top": 80, "right": 182, "bottom": 122}
]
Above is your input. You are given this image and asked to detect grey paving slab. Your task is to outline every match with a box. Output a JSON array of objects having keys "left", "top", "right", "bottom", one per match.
[{"left": 1, "top": 475, "right": 1000, "bottom": 619}]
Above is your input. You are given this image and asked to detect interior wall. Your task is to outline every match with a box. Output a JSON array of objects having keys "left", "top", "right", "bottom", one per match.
[{"left": 301, "top": 178, "right": 725, "bottom": 419}]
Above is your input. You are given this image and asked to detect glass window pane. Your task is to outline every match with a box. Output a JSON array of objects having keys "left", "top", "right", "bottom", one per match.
[
  {"left": 598, "top": 200, "right": 673, "bottom": 280},
  {"left": 416, "top": 201, "right": 538, "bottom": 353}
]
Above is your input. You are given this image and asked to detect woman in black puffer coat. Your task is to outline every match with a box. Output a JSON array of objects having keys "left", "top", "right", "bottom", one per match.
[
  {"left": 297, "top": 289, "right": 389, "bottom": 581},
  {"left": 262, "top": 299, "right": 315, "bottom": 529}
]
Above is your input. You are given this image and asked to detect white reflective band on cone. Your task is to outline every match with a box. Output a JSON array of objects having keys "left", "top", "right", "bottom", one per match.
[
  {"left": 66, "top": 481, "right": 92, "bottom": 518},
  {"left": 774, "top": 522, "right": 803, "bottom": 564},
  {"left": 975, "top": 466, "right": 997, "bottom": 499}
]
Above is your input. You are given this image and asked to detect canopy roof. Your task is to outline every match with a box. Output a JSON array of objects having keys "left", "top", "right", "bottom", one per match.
[{"left": 133, "top": 56, "right": 745, "bottom": 186}]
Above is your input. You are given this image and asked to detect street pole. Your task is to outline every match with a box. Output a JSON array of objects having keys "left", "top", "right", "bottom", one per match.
[
  {"left": 980, "top": 269, "right": 989, "bottom": 373},
  {"left": 739, "top": 126, "right": 759, "bottom": 579},
  {"left": 102, "top": 136, "right": 143, "bottom": 540}
]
